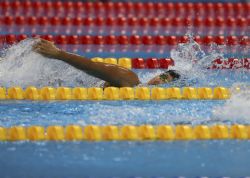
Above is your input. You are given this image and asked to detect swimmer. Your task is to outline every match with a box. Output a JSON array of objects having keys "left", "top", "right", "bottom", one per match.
[{"left": 33, "top": 39, "right": 180, "bottom": 87}]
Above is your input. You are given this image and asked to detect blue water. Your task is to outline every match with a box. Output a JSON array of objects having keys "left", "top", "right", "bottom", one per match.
[
  {"left": 0, "top": 69, "right": 249, "bottom": 177},
  {"left": 0, "top": 100, "right": 225, "bottom": 127},
  {"left": 1, "top": 141, "right": 250, "bottom": 178},
  {"left": 0, "top": 67, "right": 249, "bottom": 176},
  {"left": 0, "top": 49, "right": 249, "bottom": 177},
  {"left": 0, "top": 1, "right": 249, "bottom": 177},
  {"left": 0, "top": 70, "right": 249, "bottom": 177}
]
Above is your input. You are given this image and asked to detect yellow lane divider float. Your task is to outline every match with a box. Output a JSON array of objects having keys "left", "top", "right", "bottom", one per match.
[
  {"left": 0, "top": 125, "right": 250, "bottom": 141},
  {"left": 0, "top": 87, "right": 231, "bottom": 100},
  {"left": 91, "top": 57, "right": 131, "bottom": 69}
]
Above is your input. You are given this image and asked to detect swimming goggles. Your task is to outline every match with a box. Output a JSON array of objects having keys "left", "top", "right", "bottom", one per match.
[{"left": 159, "top": 72, "right": 169, "bottom": 82}]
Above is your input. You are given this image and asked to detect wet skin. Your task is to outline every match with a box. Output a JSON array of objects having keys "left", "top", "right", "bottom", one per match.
[{"left": 33, "top": 39, "right": 173, "bottom": 87}]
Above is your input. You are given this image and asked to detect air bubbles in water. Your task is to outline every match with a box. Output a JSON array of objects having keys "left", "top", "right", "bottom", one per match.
[
  {"left": 212, "top": 83, "right": 250, "bottom": 123},
  {"left": 0, "top": 38, "right": 102, "bottom": 88},
  {"left": 170, "top": 34, "right": 227, "bottom": 83},
  {"left": 0, "top": 37, "right": 247, "bottom": 88}
]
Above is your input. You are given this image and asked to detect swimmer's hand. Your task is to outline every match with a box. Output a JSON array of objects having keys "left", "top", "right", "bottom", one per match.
[{"left": 33, "top": 39, "right": 61, "bottom": 58}]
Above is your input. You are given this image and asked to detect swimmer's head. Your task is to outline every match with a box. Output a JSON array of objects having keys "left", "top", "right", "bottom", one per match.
[{"left": 147, "top": 70, "right": 180, "bottom": 85}]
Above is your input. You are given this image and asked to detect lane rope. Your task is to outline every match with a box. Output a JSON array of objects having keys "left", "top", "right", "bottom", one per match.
[
  {"left": 0, "top": 124, "right": 249, "bottom": 141},
  {"left": 90, "top": 57, "right": 249, "bottom": 69},
  {"left": 0, "top": 87, "right": 232, "bottom": 100},
  {"left": 1, "top": 16, "right": 248, "bottom": 28},
  {"left": 1, "top": 2, "right": 248, "bottom": 14},
  {"left": 4, "top": 34, "right": 249, "bottom": 46}
]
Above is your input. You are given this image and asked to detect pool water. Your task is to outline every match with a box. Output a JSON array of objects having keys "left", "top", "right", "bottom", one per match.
[
  {"left": 0, "top": 0, "right": 250, "bottom": 177},
  {"left": 1, "top": 141, "right": 250, "bottom": 178},
  {"left": 0, "top": 41, "right": 250, "bottom": 176},
  {"left": 0, "top": 84, "right": 250, "bottom": 178}
]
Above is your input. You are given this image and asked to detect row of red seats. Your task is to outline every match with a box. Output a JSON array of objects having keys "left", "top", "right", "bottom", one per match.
[
  {"left": 1, "top": 1, "right": 249, "bottom": 13},
  {"left": 3, "top": 34, "right": 249, "bottom": 46},
  {"left": 1, "top": 16, "right": 249, "bottom": 27},
  {"left": 132, "top": 57, "right": 250, "bottom": 69}
]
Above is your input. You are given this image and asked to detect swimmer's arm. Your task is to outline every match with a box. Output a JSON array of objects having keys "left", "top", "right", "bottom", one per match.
[
  {"left": 34, "top": 39, "right": 140, "bottom": 87},
  {"left": 56, "top": 50, "right": 140, "bottom": 87}
]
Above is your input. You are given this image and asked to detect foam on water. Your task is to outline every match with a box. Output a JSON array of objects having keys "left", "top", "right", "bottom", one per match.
[
  {"left": 168, "top": 36, "right": 228, "bottom": 86},
  {"left": 212, "top": 84, "right": 250, "bottom": 123},
  {"left": 0, "top": 37, "right": 248, "bottom": 89},
  {"left": 0, "top": 39, "right": 102, "bottom": 88},
  {"left": 136, "top": 37, "right": 232, "bottom": 87},
  {"left": 0, "top": 37, "right": 249, "bottom": 123}
]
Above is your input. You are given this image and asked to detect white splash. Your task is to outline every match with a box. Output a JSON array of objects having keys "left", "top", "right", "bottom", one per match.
[
  {"left": 170, "top": 36, "right": 226, "bottom": 81},
  {"left": 212, "top": 83, "right": 250, "bottom": 122},
  {"left": 0, "top": 37, "right": 247, "bottom": 89},
  {"left": 0, "top": 38, "right": 102, "bottom": 88}
]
